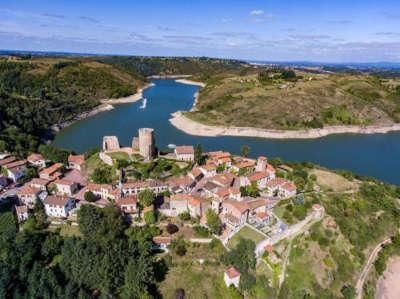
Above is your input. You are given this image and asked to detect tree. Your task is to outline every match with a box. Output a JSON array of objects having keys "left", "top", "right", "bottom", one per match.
[
  {"left": 340, "top": 285, "right": 356, "bottom": 299},
  {"left": 138, "top": 189, "right": 155, "bottom": 207},
  {"left": 194, "top": 144, "right": 205, "bottom": 165},
  {"left": 84, "top": 190, "right": 97, "bottom": 202},
  {"left": 206, "top": 209, "right": 222, "bottom": 235},
  {"left": 91, "top": 166, "right": 113, "bottom": 184},
  {"left": 170, "top": 237, "right": 187, "bottom": 256},
  {"left": 0, "top": 140, "right": 6, "bottom": 152},
  {"left": 143, "top": 210, "right": 156, "bottom": 224},
  {"left": 166, "top": 223, "right": 179, "bottom": 234},
  {"left": 120, "top": 257, "right": 154, "bottom": 298},
  {"left": 178, "top": 211, "right": 191, "bottom": 221},
  {"left": 240, "top": 145, "right": 250, "bottom": 157},
  {"left": 38, "top": 144, "right": 70, "bottom": 163}
]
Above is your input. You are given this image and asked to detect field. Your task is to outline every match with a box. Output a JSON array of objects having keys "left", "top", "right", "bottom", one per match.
[
  {"left": 310, "top": 168, "right": 358, "bottom": 192},
  {"left": 187, "top": 71, "right": 400, "bottom": 130},
  {"left": 228, "top": 225, "right": 265, "bottom": 249}
]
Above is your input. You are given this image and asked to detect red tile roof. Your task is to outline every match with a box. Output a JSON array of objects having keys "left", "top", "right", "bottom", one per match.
[
  {"left": 27, "top": 153, "right": 44, "bottom": 162},
  {"left": 43, "top": 195, "right": 71, "bottom": 207},
  {"left": 55, "top": 179, "right": 76, "bottom": 187},
  {"left": 116, "top": 196, "right": 137, "bottom": 206},
  {"left": 0, "top": 156, "right": 16, "bottom": 166},
  {"left": 247, "top": 171, "right": 269, "bottom": 182},
  {"left": 175, "top": 145, "right": 194, "bottom": 155},
  {"left": 152, "top": 236, "right": 172, "bottom": 245},
  {"left": 225, "top": 266, "right": 240, "bottom": 279},
  {"left": 17, "top": 185, "right": 40, "bottom": 195},
  {"left": 68, "top": 154, "right": 85, "bottom": 165},
  {"left": 40, "top": 163, "right": 63, "bottom": 176},
  {"left": 4, "top": 160, "right": 27, "bottom": 169}
]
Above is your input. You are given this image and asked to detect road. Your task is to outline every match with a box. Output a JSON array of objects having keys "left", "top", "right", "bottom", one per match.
[{"left": 355, "top": 238, "right": 391, "bottom": 299}]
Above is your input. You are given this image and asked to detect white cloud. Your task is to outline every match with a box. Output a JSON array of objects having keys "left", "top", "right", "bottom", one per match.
[{"left": 250, "top": 10, "right": 264, "bottom": 16}]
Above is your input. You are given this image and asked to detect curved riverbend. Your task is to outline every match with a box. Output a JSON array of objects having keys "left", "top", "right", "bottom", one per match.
[{"left": 53, "top": 79, "right": 400, "bottom": 184}]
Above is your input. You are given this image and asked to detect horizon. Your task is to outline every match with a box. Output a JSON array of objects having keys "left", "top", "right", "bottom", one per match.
[{"left": 0, "top": 0, "right": 400, "bottom": 62}]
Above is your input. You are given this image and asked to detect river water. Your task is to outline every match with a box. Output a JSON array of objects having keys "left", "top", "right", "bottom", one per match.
[{"left": 54, "top": 79, "right": 400, "bottom": 185}]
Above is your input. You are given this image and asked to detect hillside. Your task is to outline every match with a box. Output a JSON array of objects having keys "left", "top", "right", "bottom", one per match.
[
  {"left": 0, "top": 57, "right": 146, "bottom": 155},
  {"left": 186, "top": 69, "right": 400, "bottom": 130}
]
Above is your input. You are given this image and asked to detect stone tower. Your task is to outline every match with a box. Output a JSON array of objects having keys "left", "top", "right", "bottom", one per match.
[
  {"left": 102, "top": 136, "right": 120, "bottom": 151},
  {"left": 138, "top": 128, "right": 155, "bottom": 160},
  {"left": 256, "top": 156, "right": 267, "bottom": 172}
]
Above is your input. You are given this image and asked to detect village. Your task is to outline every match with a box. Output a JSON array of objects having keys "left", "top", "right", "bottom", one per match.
[{"left": 0, "top": 127, "right": 325, "bottom": 291}]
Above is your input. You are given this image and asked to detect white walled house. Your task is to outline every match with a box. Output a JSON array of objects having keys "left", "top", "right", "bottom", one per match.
[
  {"left": 16, "top": 185, "right": 41, "bottom": 208},
  {"left": 43, "top": 196, "right": 75, "bottom": 218},
  {"left": 174, "top": 145, "right": 194, "bottom": 161},
  {"left": 15, "top": 205, "right": 29, "bottom": 222},
  {"left": 27, "top": 153, "right": 47, "bottom": 168},
  {"left": 54, "top": 179, "right": 79, "bottom": 196},
  {"left": 224, "top": 266, "right": 240, "bottom": 288},
  {"left": 68, "top": 154, "right": 85, "bottom": 171}
]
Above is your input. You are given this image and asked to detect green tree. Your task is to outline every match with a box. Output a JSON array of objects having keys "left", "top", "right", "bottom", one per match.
[
  {"left": 206, "top": 209, "right": 222, "bottom": 235},
  {"left": 91, "top": 166, "right": 113, "bottom": 184},
  {"left": 194, "top": 144, "right": 205, "bottom": 165},
  {"left": 84, "top": 190, "right": 97, "bottom": 202},
  {"left": 240, "top": 145, "right": 250, "bottom": 157},
  {"left": 138, "top": 189, "right": 155, "bottom": 207},
  {"left": 143, "top": 210, "right": 156, "bottom": 224}
]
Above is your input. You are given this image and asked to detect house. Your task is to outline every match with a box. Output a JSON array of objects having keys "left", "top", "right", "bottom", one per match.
[
  {"left": 0, "top": 156, "right": 16, "bottom": 167},
  {"left": 16, "top": 185, "right": 41, "bottom": 208},
  {"left": 39, "top": 163, "right": 63, "bottom": 180},
  {"left": 116, "top": 196, "right": 138, "bottom": 217},
  {"left": 207, "top": 151, "right": 232, "bottom": 167},
  {"left": 169, "top": 193, "right": 192, "bottom": 217},
  {"left": 221, "top": 200, "right": 249, "bottom": 228},
  {"left": 199, "top": 164, "right": 217, "bottom": 178},
  {"left": 15, "top": 205, "right": 29, "bottom": 222},
  {"left": 3, "top": 160, "right": 27, "bottom": 182},
  {"left": 243, "top": 171, "right": 271, "bottom": 189},
  {"left": 28, "top": 178, "right": 50, "bottom": 191},
  {"left": 174, "top": 145, "right": 194, "bottom": 161},
  {"left": 224, "top": 266, "right": 240, "bottom": 288},
  {"left": 27, "top": 153, "right": 47, "bottom": 168},
  {"left": 188, "top": 196, "right": 209, "bottom": 218},
  {"left": 68, "top": 154, "right": 85, "bottom": 171},
  {"left": 214, "top": 187, "right": 241, "bottom": 201},
  {"left": 122, "top": 180, "right": 168, "bottom": 195},
  {"left": 86, "top": 183, "right": 114, "bottom": 200},
  {"left": 43, "top": 196, "right": 75, "bottom": 218},
  {"left": 152, "top": 236, "right": 172, "bottom": 251},
  {"left": 167, "top": 175, "right": 196, "bottom": 193},
  {"left": 54, "top": 179, "right": 79, "bottom": 196},
  {"left": 188, "top": 167, "right": 204, "bottom": 182},
  {"left": 211, "top": 173, "right": 235, "bottom": 188},
  {"left": 255, "top": 156, "right": 267, "bottom": 172},
  {"left": 265, "top": 178, "right": 296, "bottom": 198},
  {"left": 231, "top": 158, "right": 255, "bottom": 174}
]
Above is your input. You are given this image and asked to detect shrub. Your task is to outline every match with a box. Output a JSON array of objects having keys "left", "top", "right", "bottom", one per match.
[
  {"left": 166, "top": 223, "right": 179, "bottom": 234},
  {"left": 178, "top": 211, "right": 191, "bottom": 221},
  {"left": 84, "top": 191, "right": 97, "bottom": 202},
  {"left": 193, "top": 225, "right": 210, "bottom": 237}
]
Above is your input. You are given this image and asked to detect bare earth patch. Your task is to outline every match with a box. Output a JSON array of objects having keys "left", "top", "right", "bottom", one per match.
[{"left": 376, "top": 257, "right": 400, "bottom": 299}]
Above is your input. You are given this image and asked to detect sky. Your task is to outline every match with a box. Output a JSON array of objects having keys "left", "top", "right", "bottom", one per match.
[{"left": 0, "top": 0, "right": 399, "bottom": 62}]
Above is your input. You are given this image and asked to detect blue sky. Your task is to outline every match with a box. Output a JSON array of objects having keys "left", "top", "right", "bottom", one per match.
[{"left": 0, "top": 0, "right": 399, "bottom": 62}]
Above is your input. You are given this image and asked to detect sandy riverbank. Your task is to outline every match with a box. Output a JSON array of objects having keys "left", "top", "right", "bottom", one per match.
[
  {"left": 149, "top": 74, "right": 192, "bottom": 79},
  {"left": 376, "top": 257, "right": 400, "bottom": 299},
  {"left": 169, "top": 111, "right": 400, "bottom": 139},
  {"left": 175, "top": 79, "right": 206, "bottom": 87},
  {"left": 101, "top": 82, "right": 155, "bottom": 105}
]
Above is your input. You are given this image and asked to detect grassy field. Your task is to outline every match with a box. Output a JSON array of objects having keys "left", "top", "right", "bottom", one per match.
[
  {"left": 187, "top": 71, "right": 400, "bottom": 130},
  {"left": 228, "top": 225, "right": 265, "bottom": 249},
  {"left": 107, "top": 151, "right": 131, "bottom": 161},
  {"left": 82, "top": 153, "right": 108, "bottom": 177},
  {"left": 311, "top": 168, "right": 358, "bottom": 192},
  {"left": 49, "top": 224, "right": 82, "bottom": 237}
]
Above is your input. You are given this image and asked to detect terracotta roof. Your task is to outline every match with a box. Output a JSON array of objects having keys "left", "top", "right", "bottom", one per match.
[
  {"left": 256, "top": 211, "right": 269, "bottom": 220},
  {"left": 266, "top": 164, "right": 275, "bottom": 173},
  {"left": 224, "top": 199, "right": 249, "bottom": 214},
  {"left": 190, "top": 167, "right": 203, "bottom": 177},
  {"left": 189, "top": 196, "right": 203, "bottom": 206},
  {"left": 167, "top": 175, "right": 194, "bottom": 187},
  {"left": 234, "top": 160, "right": 255, "bottom": 169},
  {"left": 207, "top": 151, "right": 231, "bottom": 159},
  {"left": 265, "top": 244, "right": 273, "bottom": 253},
  {"left": 265, "top": 177, "right": 287, "bottom": 188},
  {"left": 43, "top": 195, "right": 71, "bottom": 207},
  {"left": 312, "top": 204, "right": 323, "bottom": 211},
  {"left": 282, "top": 182, "right": 296, "bottom": 192},
  {"left": 247, "top": 171, "right": 269, "bottom": 182},
  {"left": 225, "top": 266, "right": 240, "bottom": 279},
  {"left": 215, "top": 187, "right": 240, "bottom": 198},
  {"left": 170, "top": 193, "right": 193, "bottom": 202},
  {"left": 123, "top": 180, "right": 165, "bottom": 189},
  {"left": 17, "top": 185, "right": 40, "bottom": 195},
  {"left": 245, "top": 198, "right": 269, "bottom": 210},
  {"left": 153, "top": 236, "right": 172, "bottom": 245},
  {"left": 0, "top": 156, "right": 16, "bottom": 166},
  {"left": 40, "top": 163, "right": 63, "bottom": 175},
  {"left": 116, "top": 196, "right": 137, "bottom": 206},
  {"left": 68, "top": 154, "right": 85, "bottom": 165},
  {"left": 175, "top": 145, "right": 194, "bottom": 155},
  {"left": 211, "top": 173, "right": 235, "bottom": 186},
  {"left": 55, "top": 179, "right": 76, "bottom": 187},
  {"left": 27, "top": 153, "right": 44, "bottom": 162},
  {"left": 29, "top": 178, "right": 50, "bottom": 186},
  {"left": 258, "top": 156, "right": 267, "bottom": 161},
  {"left": 4, "top": 160, "right": 27, "bottom": 169}
]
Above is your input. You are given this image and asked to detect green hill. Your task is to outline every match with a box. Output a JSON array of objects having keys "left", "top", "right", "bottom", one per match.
[{"left": 186, "top": 69, "right": 400, "bottom": 130}]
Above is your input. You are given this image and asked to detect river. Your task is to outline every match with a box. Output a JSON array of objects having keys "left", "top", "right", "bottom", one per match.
[{"left": 53, "top": 79, "right": 400, "bottom": 185}]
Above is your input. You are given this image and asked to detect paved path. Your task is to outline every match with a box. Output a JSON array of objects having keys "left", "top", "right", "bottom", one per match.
[{"left": 355, "top": 238, "right": 391, "bottom": 299}]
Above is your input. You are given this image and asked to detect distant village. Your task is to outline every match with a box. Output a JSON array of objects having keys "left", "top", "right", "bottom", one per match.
[{"left": 0, "top": 127, "right": 324, "bottom": 289}]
